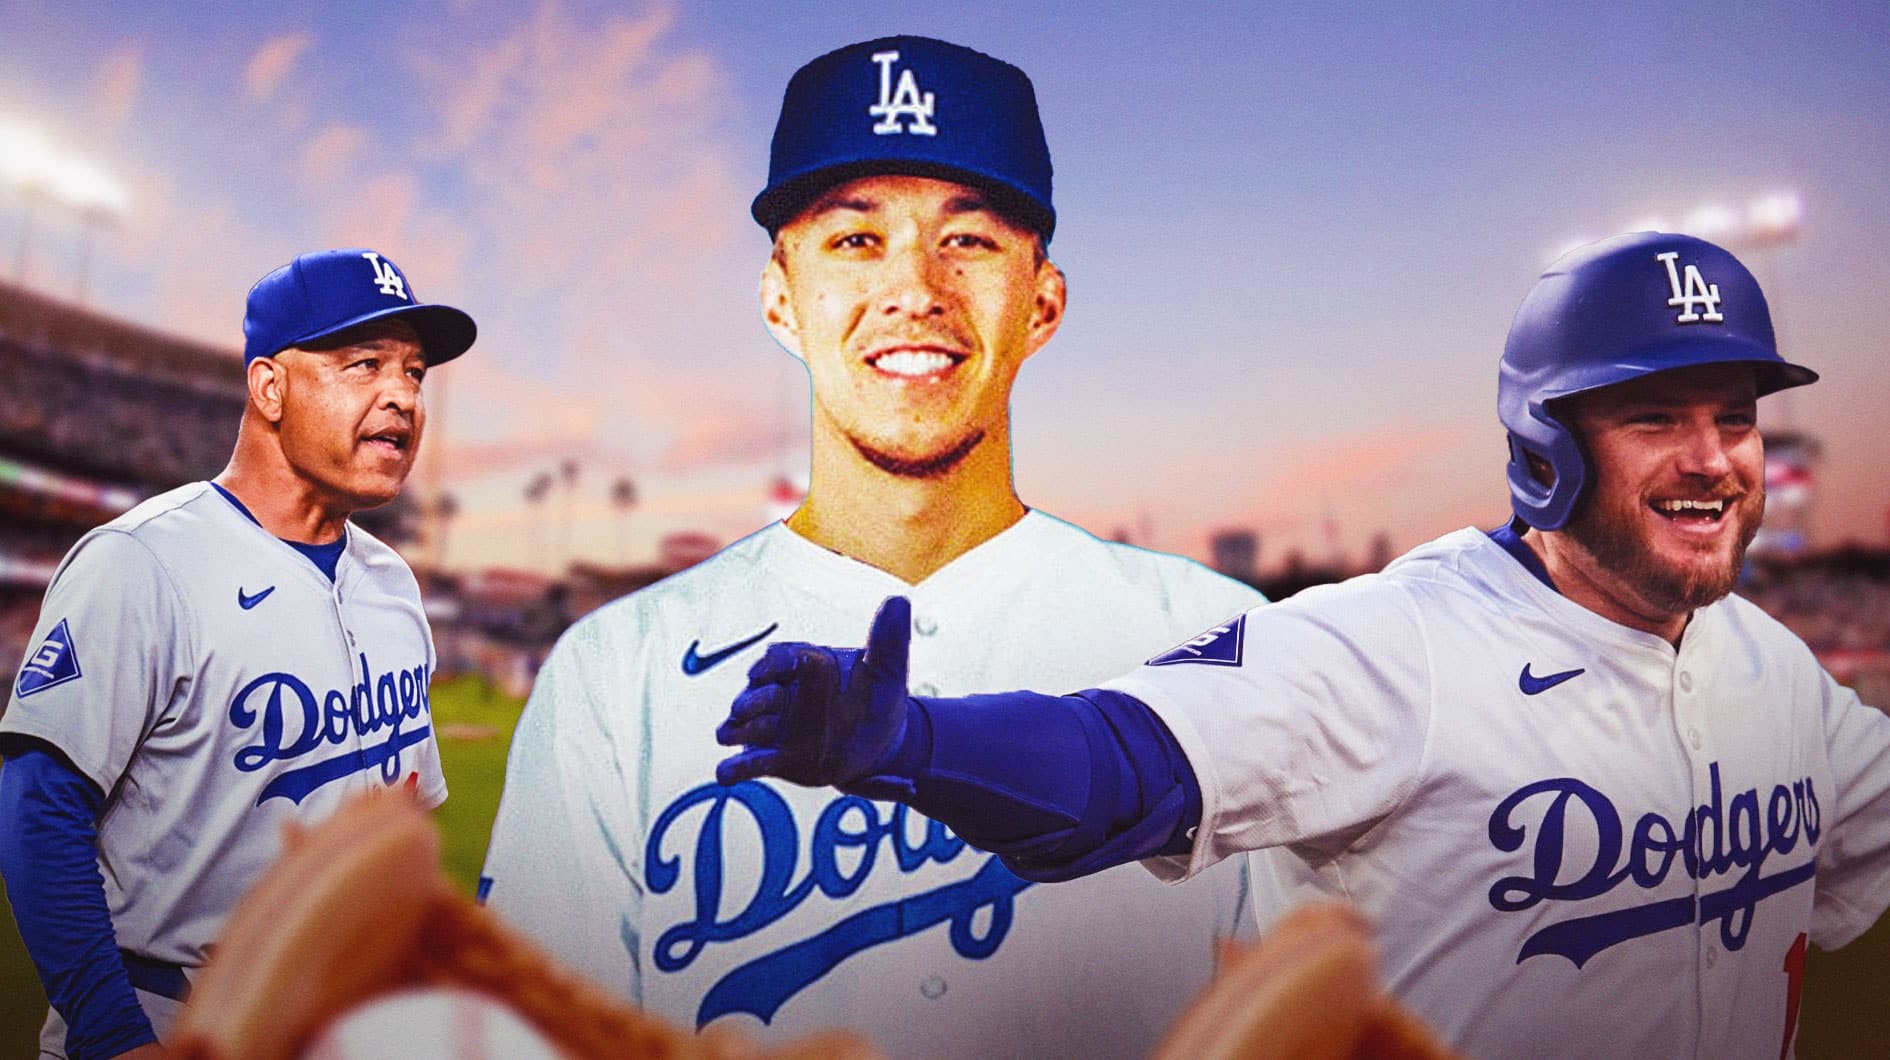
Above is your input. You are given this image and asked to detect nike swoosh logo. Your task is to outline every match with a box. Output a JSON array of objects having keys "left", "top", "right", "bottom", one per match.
[
  {"left": 238, "top": 586, "right": 276, "bottom": 610},
  {"left": 1519, "top": 663, "right": 1586, "bottom": 695},
  {"left": 683, "top": 623, "right": 780, "bottom": 676}
]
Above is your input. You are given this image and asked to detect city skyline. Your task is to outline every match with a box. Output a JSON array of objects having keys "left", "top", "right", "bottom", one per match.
[{"left": 2, "top": 2, "right": 1886, "bottom": 571}]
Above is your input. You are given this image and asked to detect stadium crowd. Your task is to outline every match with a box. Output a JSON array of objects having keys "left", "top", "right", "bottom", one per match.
[{"left": 0, "top": 332, "right": 242, "bottom": 490}]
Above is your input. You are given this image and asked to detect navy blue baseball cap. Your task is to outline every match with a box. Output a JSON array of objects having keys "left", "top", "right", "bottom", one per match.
[
  {"left": 242, "top": 248, "right": 477, "bottom": 365},
  {"left": 753, "top": 36, "right": 1055, "bottom": 240}
]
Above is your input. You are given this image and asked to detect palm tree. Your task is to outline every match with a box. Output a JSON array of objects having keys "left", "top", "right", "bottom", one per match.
[
  {"left": 434, "top": 491, "right": 459, "bottom": 570},
  {"left": 524, "top": 471, "right": 553, "bottom": 572},
  {"left": 558, "top": 459, "right": 580, "bottom": 571},
  {"left": 610, "top": 477, "right": 637, "bottom": 563}
]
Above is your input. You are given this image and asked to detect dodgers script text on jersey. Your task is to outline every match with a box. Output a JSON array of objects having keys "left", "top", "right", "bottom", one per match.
[
  {"left": 1, "top": 482, "right": 447, "bottom": 969},
  {"left": 1108, "top": 528, "right": 1890, "bottom": 1058},
  {"left": 482, "top": 513, "right": 1262, "bottom": 1058}
]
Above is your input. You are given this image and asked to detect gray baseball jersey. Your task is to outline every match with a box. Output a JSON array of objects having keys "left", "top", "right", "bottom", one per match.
[
  {"left": 2, "top": 482, "right": 446, "bottom": 978},
  {"left": 482, "top": 512, "right": 1263, "bottom": 1058},
  {"left": 1105, "top": 528, "right": 1890, "bottom": 1058}
]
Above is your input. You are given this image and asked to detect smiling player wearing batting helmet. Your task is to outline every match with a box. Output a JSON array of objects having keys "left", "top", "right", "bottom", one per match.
[
  {"left": 0, "top": 249, "right": 475, "bottom": 1059},
  {"left": 717, "top": 231, "right": 1890, "bottom": 1057}
]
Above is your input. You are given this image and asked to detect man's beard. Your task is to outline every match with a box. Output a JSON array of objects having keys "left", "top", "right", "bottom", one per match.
[
  {"left": 849, "top": 428, "right": 986, "bottom": 479},
  {"left": 1562, "top": 479, "right": 1764, "bottom": 614}
]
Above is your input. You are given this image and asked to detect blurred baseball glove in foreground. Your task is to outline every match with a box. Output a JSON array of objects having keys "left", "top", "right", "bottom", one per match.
[
  {"left": 168, "top": 792, "right": 873, "bottom": 1060},
  {"left": 1157, "top": 902, "right": 1458, "bottom": 1060},
  {"left": 171, "top": 791, "right": 1451, "bottom": 1059}
]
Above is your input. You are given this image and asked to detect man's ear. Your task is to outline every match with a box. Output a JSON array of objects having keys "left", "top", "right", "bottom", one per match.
[
  {"left": 248, "top": 356, "right": 287, "bottom": 425},
  {"left": 760, "top": 255, "right": 804, "bottom": 362},
  {"left": 1023, "top": 258, "right": 1066, "bottom": 359}
]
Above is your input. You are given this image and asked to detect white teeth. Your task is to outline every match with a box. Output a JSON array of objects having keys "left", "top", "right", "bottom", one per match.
[
  {"left": 872, "top": 351, "right": 954, "bottom": 376},
  {"left": 1656, "top": 499, "right": 1724, "bottom": 513}
]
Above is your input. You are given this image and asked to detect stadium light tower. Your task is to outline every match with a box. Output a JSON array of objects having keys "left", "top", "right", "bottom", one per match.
[
  {"left": 1745, "top": 191, "right": 1803, "bottom": 248},
  {"left": 1543, "top": 190, "right": 1803, "bottom": 268},
  {"left": 0, "top": 117, "right": 130, "bottom": 299}
]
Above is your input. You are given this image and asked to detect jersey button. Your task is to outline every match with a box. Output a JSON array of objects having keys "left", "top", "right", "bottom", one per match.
[
  {"left": 914, "top": 682, "right": 940, "bottom": 696},
  {"left": 1704, "top": 945, "right": 1718, "bottom": 968},
  {"left": 913, "top": 614, "right": 939, "bottom": 636},
  {"left": 1688, "top": 726, "right": 1703, "bottom": 751},
  {"left": 1678, "top": 670, "right": 1694, "bottom": 693},
  {"left": 920, "top": 974, "right": 947, "bottom": 999}
]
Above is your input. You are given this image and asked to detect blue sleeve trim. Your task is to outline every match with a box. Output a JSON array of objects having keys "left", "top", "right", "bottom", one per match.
[
  {"left": 0, "top": 747, "right": 159, "bottom": 1058},
  {"left": 842, "top": 688, "right": 1202, "bottom": 882}
]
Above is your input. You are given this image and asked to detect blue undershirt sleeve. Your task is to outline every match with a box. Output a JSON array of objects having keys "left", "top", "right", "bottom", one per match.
[
  {"left": 0, "top": 743, "right": 159, "bottom": 1059},
  {"left": 843, "top": 688, "right": 1201, "bottom": 883}
]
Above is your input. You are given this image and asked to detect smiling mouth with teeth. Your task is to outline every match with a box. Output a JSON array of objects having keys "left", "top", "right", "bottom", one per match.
[
  {"left": 1651, "top": 497, "right": 1728, "bottom": 522},
  {"left": 867, "top": 349, "right": 965, "bottom": 378},
  {"left": 364, "top": 431, "right": 410, "bottom": 452}
]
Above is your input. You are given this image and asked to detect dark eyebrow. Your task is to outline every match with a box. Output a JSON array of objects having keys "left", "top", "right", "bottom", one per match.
[
  {"left": 804, "top": 193, "right": 879, "bottom": 220},
  {"left": 944, "top": 193, "right": 995, "bottom": 216}
]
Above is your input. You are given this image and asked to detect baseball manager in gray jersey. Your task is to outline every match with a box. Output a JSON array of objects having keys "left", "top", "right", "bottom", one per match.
[{"left": 0, "top": 249, "right": 474, "bottom": 1059}]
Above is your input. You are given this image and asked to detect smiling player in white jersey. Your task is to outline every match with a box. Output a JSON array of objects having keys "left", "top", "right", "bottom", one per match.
[
  {"left": 480, "top": 36, "right": 1262, "bottom": 1057},
  {"left": 0, "top": 249, "right": 475, "bottom": 1059},
  {"left": 718, "top": 231, "right": 1890, "bottom": 1058}
]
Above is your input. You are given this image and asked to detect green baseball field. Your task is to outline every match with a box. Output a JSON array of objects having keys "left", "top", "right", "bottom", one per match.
[{"left": 3, "top": 676, "right": 1886, "bottom": 1056}]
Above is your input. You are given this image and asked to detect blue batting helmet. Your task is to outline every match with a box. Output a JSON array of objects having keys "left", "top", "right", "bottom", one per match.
[{"left": 1498, "top": 231, "right": 1817, "bottom": 530}]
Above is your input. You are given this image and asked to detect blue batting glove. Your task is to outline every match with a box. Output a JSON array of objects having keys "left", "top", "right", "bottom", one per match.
[{"left": 716, "top": 596, "right": 913, "bottom": 788}]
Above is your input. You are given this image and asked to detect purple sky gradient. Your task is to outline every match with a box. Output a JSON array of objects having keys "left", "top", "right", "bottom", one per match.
[{"left": 2, "top": 1, "right": 1885, "bottom": 572}]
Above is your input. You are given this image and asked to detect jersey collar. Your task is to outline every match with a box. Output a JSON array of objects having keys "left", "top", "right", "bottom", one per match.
[
  {"left": 207, "top": 482, "right": 349, "bottom": 582},
  {"left": 1485, "top": 520, "right": 1555, "bottom": 591}
]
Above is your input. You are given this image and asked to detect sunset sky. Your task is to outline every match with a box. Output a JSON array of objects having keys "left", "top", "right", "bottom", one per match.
[{"left": 3, "top": 2, "right": 1886, "bottom": 573}]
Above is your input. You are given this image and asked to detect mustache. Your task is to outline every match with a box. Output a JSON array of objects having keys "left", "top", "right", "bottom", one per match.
[{"left": 1646, "top": 477, "right": 1749, "bottom": 503}]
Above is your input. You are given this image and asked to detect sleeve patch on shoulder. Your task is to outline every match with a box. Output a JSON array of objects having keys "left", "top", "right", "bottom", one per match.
[
  {"left": 1147, "top": 614, "right": 1246, "bottom": 667},
  {"left": 16, "top": 619, "right": 83, "bottom": 697}
]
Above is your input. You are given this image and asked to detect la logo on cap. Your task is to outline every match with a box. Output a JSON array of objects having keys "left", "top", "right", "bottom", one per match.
[
  {"left": 868, "top": 50, "right": 936, "bottom": 136},
  {"left": 362, "top": 251, "right": 409, "bottom": 300}
]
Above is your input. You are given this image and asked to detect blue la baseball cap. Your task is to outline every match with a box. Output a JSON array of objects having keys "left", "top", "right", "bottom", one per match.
[
  {"left": 242, "top": 249, "right": 477, "bottom": 365},
  {"left": 752, "top": 36, "right": 1055, "bottom": 240}
]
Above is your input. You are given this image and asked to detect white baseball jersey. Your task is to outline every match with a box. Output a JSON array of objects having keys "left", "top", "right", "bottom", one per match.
[
  {"left": 1106, "top": 527, "right": 1890, "bottom": 1059},
  {"left": 482, "top": 512, "right": 1263, "bottom": 1058},
  {"left": 1, "top": 482, "right": 447, "bottom": 978}
]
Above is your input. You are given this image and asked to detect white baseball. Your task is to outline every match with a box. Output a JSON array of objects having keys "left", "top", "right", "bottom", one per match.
[{"left": 301, "top": 986, "right": 562, "bottom": 1060}]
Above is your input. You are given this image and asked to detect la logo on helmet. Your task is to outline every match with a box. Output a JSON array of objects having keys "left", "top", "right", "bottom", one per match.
[
  {"left": 868, "top": 51, "right": 937, "bottom": 136},
  {"left": 1657, "top": 251, "right": 1723, "bottom": 324}
]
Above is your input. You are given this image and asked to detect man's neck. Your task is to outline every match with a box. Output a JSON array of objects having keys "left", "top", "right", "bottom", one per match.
[
  {"left": 788, "top": 429, "right": 1025, "bottom": 584},
  {"left": 1522, "top": 529, "right": 1690, "bottom": 646},
  {"left": 216, "top": 429, "right": 351, "bottom": 544}
]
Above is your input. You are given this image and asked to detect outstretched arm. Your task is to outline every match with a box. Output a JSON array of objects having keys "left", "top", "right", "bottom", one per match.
[{"left": 715, "top": 596, "right": 1202, "bottom": 882}]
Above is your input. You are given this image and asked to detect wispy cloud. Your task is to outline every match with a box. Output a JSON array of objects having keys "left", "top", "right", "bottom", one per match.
[
  {"left": 297, "top": 124, "right": 368, "bottom": 189},
  {"left": 90, "top": 45, "right": 143, "bottom": 135},
  {"left": 244, "top": 32, "right": 314, "bottom": 102},
  {"left": 408, "top": 1, "right": 751, "bottom": 384}
]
